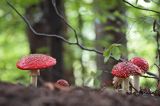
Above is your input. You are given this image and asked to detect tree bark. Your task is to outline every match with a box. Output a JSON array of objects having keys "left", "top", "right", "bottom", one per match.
[
  {"left": 25, "top": 0, "right": 65, "bottom": 84},
  {"left": 94, "top": 0, "right": 127, "bottom": 87}
]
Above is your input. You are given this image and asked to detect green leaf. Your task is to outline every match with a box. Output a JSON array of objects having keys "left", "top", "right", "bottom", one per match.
[
  {"left": 103, "top": 44, "right": 122, "bottom": 63},
  {"left": 103, "top": 46, "right": 112, "bottom": 63},
  {"left": 111, "top": 47, "right": 121, "bottom": 60},
  {"left": 104, "top": 56, "right": 110, "bottom": 63},
  {"left": 136, "top": 0, "right": 138, "bottom": 4},
  {"left": 103, "top": 48, "right": 111, "bottom": 57},
  {"left": 103, "top": 49, "right": 111, "bottom": 63}
]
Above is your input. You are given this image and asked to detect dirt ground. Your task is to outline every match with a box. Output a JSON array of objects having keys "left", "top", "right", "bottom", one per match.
[{"left": 0, "top": 82, "right": 160, "bottom": 106}]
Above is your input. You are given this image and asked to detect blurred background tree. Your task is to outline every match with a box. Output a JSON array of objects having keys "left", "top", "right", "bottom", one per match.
[
  {"left": 0, "top": 0, "right": 159, "bottom": 89},
  {"left": 94, "top": 0, "right": 127, "bottom": 87},
  {"left": 25, "top": 0, "right": 67, "bottom": 85}
]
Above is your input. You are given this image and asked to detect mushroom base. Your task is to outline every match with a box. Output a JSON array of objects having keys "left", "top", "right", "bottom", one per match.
[
  {"left": 122, "top": 78, "right": 129, "bottom": 93},
  {"left": 133, "top": 75, "right": 140, "bottom": 92},
  {"left": 30, "top": 70, "right": 40, "bottom": 87}
]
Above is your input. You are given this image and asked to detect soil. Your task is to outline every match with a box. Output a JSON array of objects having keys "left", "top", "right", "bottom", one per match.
[{"left": 0, "top": 82, "right": 160, "bottom": 106}]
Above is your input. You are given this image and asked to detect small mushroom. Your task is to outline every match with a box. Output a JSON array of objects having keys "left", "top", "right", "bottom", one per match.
[
  {"left": 54, "top": 79, "right": 70, "bottom": 91},
  {"left": 43, "top": 79, "right": 70, "bottom": 91},
  {"left": 112, "top": 62, "right": 141, "bottom": 93},
  {"left": 130, "top": 57, "right": 149, "bottom": 91},
  {"left": 56, "top": 79, "right": 70, "bottom": 87},
  {"left": 16, "top": 54, "right": 56, "bottom": 87}
]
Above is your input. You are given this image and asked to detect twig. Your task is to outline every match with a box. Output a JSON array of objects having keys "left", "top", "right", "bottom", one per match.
[
  {"left": 122, "top": 0, "right": 160, "bottom": 85},
  {"left": 6, "top": 0, "right": 160, "bottom": 80},
  {"left": 122, "top": 0, "right": 160, "bottom": 14},
  {"left": 153, "top": 19, "right": 160, "bottom": 88},
  {"left": 6, "top": 0, "right": 103, "bottom": 55},
  {"left": 51, "top": 0, "right": 126, "bottom": 61},
  {"left": 140, "top": 74, "right": 160, "bottom": 80},
  {"left": 51, "top": 0, "right": 79, "bottom": 44},
  {"left": 155, "top": 63, "right": 160, "bottom": 70},
  {"left": 51, "top": 0, "right": 105, "bottom": 55},
  {"left": 104, "top": 70, "right": 160, "bottom": 80},
  {"left": 154, "top": 20, "right": 160, "bottom": 60},
  {"left": 129, "top": 81, "right": 138, "bottom": 93},
  {"left": 146, "top": 71, "right": 158, "bottom": 78},
  {"left": 6, "top": 1, "right": 74, "bottom": 44},
  {"left": 153, "top": 20, "right": 160, "bottom": 66}
]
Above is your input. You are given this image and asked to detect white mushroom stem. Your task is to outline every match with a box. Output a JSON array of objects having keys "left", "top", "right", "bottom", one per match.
[
  {"left": 133, "top": 75, "right": 140, "bottom": 92},
  {"left": 113, "top": 77, "right": 123, "bottom": 88},
  {"left": 30, "top": 70, "right": 40, "bottom": 87},
  {"left": 113, "top": 77, "right": 129, "bottom": 93},
  {"left": 122, "top": 77, "right": 129, "bottom": 93}
]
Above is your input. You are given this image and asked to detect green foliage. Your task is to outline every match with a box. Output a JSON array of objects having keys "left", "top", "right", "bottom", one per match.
[
  {"left": 103, "top": 44, "right": 122, "bottom": 63},
  {"left": 141, "top": 77, "right": 156, "bottom": 90},
  {"left": 0, "top": 31, "right": 29, "bottom": 83},
  {"left": 0, "top": 0, "right": 34, "bottom": 84}
]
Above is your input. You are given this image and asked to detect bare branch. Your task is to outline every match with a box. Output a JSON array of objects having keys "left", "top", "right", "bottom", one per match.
[
  {"left": 155, "top": 63, "right": 160, "bottom": 70},
  {"left": 140, "top": 74, "right": 160, "bottom": 80},
  {"left": 104, "top": 70, "right": 160, "bottom": 80},
  {"left": 6, "top": 0, "right": 103, "bottom": 55},
  {"left": 153, "top": 19, "right": 160, "bottom": 88},
  {"left": 122, "top": 0, "right": 160, "bottom": 84},
  {"left": 122, "top": 0, "right": 160, "bottom": 14},
  {"left": 51, "top": 0, "right": 105, "bottom": 55},
  {"left": 6, "top": 0, "right": 160, "bottom": 81},
  {"left": 6, "top": 1, "right": 75, "bottom": 44},
  {"left": 129, "top": 82, "right": 138, "bottom": 93},
  {"left": 51, "top": 0, "right": 79, "bottom": 44}
]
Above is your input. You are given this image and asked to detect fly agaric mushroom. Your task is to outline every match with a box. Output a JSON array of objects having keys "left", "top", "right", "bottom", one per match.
[
  {"left": 43, "top": 79, "right": 70, "bottom": 91},
  {"left": 130, "top": 57, "right": 149, "bottom": 91},
  {"left": 56, "top": 79, "right": 70, "bottom": 87},
  {"left": 112, "top": 62, "right": 141, "bottom": 93},
  {"left": 54, "top": 79, "right": 70, "bottom": 91},
  {"left": 16, "top": 54, "right": 56, "bottom": 87}
]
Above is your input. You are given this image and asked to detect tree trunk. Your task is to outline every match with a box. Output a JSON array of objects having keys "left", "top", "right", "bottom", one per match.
[
  {"left": 94, "top": 0, "right": 127, "bottom": 87},
  {"left": 25, "top": 0, "right": 65, "bottom": 84}
]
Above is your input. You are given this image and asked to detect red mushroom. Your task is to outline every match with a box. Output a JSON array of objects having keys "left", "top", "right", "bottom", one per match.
[
  {"left": 43, "top": 79, "right": 70, "bottom": 91},
  {"left": 130, "top": 57, "right": 149, "bottom": 73},
  {"left": 112, "top": 61, "right": 141, "bottom": 93},
  {"left": 16, "top": 54, "right": 56, "bottom": 87},
  {"left": 130, "top": 57, "right": 149, "bottom": 91},
  {"left": 54, "top": 79, "right": 70, "bottom": 91},
  {"left": 56, "top": 79, "right": 70, "bottom": 87}
]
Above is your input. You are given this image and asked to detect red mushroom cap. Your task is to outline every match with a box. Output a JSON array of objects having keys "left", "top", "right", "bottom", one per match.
[
  {"left": 16, "top": 54, "right": 56, "bottom": 70},
  {"left": 56, "top": 79, "right": 70, "bottom": 87},
  {"left": 130, "top": 57, "right": 149, "bottom": 73},
  {"left": 112, "top": 62, "right": 141, "bottom": 78}
]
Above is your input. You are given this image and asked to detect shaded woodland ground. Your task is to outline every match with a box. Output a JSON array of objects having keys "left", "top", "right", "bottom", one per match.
[{"left": 1, "top": 82, "right": 160, "bottom": 106}]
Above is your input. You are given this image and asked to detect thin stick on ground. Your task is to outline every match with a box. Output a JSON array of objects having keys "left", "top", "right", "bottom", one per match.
[{"left": 129, "top": 82, "right": 138, "bottom": 93}]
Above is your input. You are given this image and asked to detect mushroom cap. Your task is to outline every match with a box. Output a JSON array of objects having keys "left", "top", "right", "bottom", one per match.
[
  {"left": 16, "top": 54, "right": 56, "bottom": 70},
  {"left": 56, "top": 79, "right": 70, "bottom": 87},
  {"left": 130, "top": 57, "right": 149, "bottom": 73},
  {"left": 112, "top": 62, "right": 141, "bottom": 78}
]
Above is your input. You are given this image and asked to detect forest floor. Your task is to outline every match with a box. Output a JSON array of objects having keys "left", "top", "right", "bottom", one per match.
[{"left": 0, "top": 82, "right": 160, "bottom": 106}]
